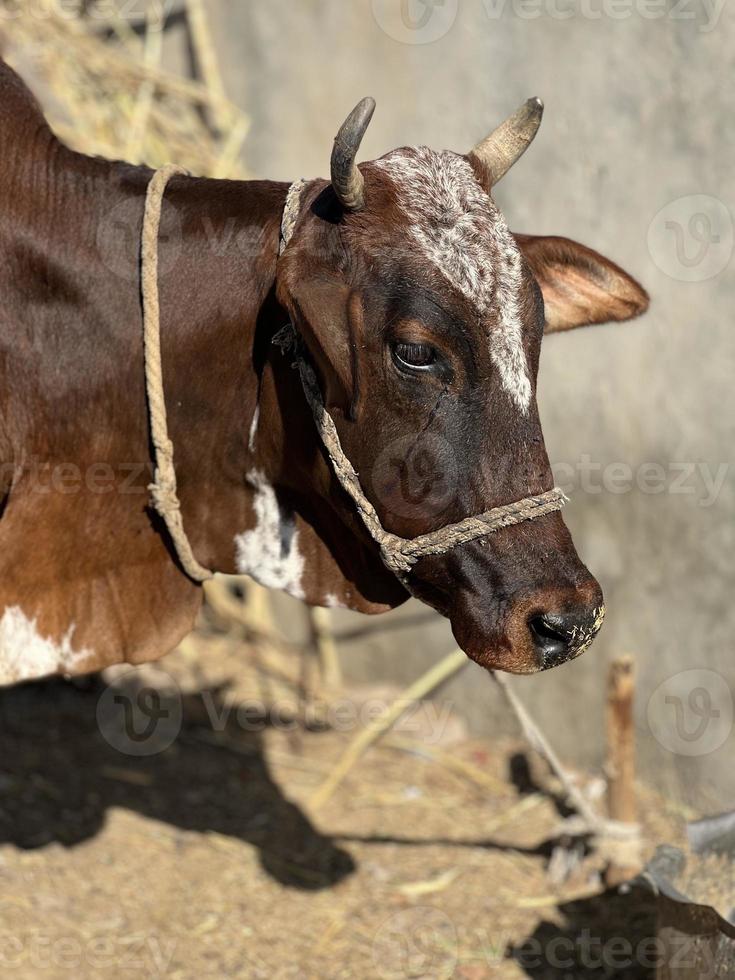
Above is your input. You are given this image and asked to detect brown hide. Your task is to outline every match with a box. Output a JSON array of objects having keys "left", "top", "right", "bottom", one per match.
[
  {"left": 0, "top": 64, "right": 649, "bottom": 683},
  {"left": 0, "top": 61, "right": 404, "bottom": 683}
]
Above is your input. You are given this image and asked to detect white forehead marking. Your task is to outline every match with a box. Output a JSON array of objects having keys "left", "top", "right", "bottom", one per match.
[
  {"left": 0, "top": 606, "right": 93, "bottom": 685},
  {"left": 235, "top": 470, "right": 305, "bottom": 600},
  {"left": 374, "top": 147, "right": 532, "bottom": 412}
]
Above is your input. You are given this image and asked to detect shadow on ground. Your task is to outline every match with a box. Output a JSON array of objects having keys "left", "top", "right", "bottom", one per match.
[
  {"left": 509, "top": 887, "right": 658, "bottom": 979},
  {"left": 507, "top": 750, "right": 658, "bottom": 979},
  {"left": 0, "top": 674, "right": 355, "bottom": 890}
]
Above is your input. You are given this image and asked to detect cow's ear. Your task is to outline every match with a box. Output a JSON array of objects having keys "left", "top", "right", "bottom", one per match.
[
  {"left": 514, "top": 234, "right": 649, "bottom": 334},
  {"left": 278, "top": 276, "right": 364, "bottom": 419}
]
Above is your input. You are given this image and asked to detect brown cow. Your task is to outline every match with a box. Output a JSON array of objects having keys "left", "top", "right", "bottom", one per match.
[{"left": 0, "top": 61, "right": 647, "bottom": 685}]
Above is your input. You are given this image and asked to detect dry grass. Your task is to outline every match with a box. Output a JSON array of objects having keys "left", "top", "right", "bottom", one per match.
[{"left": 0, "top": 0, "right": 249, "bottom": 176}]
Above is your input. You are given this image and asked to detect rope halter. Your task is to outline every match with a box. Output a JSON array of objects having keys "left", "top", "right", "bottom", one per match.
[
  {"left": 277, "top": 179, "right": 567, "bottom": 582},
  {"left": 140, "top": 169, "right": 566, "bottom": 585}
]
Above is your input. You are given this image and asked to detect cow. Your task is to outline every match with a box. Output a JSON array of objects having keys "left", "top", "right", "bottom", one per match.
[{"left": 0, "top": 59, "right": 648, "bottom": 686}]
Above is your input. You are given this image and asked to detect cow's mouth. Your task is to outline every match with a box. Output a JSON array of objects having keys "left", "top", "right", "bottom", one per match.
[{"left": 448, "top": 583, "right": 606, "bottom": 675}]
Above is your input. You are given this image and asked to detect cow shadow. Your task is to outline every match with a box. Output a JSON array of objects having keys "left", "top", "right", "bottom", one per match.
[{"left": 0, "top": 674, "right": 355, "bottom": 890}]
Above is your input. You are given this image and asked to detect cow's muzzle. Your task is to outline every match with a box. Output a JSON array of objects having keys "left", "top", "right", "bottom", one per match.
[
  {"left": 449, "top": 575, "right": 605, "bottom": 675},
  {"left": 528, "top": 599, "right": 606, "bottom": 670}
]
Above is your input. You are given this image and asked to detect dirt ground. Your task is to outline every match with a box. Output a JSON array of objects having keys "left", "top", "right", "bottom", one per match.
[{"left": 0, "top": 622, "right": 690, "bottom": 980}]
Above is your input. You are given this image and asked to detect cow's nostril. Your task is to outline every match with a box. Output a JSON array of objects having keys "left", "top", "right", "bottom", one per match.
[
  {"left": 528, "top": 613, "right": 572, "bottom": 666},
  {"left": 527, "top": 602, "right": 605, "bottom": 669},
  {"left": 529, "top": 608, "right": 602, "bottom": 669}
]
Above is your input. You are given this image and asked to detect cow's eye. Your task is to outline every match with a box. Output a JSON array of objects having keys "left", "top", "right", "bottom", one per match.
[{"left": 392, "top": 341, "right": 436, "bottom": 371}]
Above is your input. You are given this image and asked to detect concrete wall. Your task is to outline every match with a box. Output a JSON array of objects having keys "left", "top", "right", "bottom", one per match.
[{"left": 196, "top": 1, "right": 734, "bottom": 808}]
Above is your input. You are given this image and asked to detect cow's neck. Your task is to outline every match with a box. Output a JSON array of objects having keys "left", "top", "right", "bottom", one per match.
[
  {"left": 0, "top": 111, "right": 403, "bottom": 685},
  {"left": 148, "top": 169, "right": 290, "bottom": 575},
  {"left": 0, "top": 58, "right": 403, "bottom": 685},
  {"left": 144, "top": 169, "right": 401, "bottom": 609},
  {"left": 0, "top": 128, "right": 304, "bottom": 672}
]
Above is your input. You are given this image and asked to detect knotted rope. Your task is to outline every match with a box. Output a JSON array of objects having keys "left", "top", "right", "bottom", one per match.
[
  {"left": 141, "top": 164, "right": 213, "bottom": 582},
  {"left": 278, "top": 179, "right": 567, "bottom": 580}
]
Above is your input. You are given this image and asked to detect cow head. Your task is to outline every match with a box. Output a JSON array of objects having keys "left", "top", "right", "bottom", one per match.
[{"left": 273, "top": 98, "right": 648, "bottom": 674}]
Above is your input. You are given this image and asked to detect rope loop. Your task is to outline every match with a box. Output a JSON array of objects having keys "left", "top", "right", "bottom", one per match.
[{"left": 141, "top": 165, "right": 213, "bottom": 583}]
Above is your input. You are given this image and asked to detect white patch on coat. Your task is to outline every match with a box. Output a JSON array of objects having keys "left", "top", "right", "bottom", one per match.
[
  {"left": 374, "top": 147, "right": 532, "bottom": 412},
  {"left": 248, "top": 405, "right": 260, "bottom": 453},
  {"left": 0, "top": 606, "right": 93, "bottom": 685},
  {"left": 323, "top": 593, "right": 344, "bottom": 609},
  {"left": 235, "top": 470, "right": 305, "bottom": 600}
]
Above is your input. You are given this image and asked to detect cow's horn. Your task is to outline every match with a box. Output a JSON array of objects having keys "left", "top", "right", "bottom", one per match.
[
  {"left": 331, "top": 97, "right": 376, "bottom": 211},
  {"left": 469, "top": 97, "right": 544, "bottom": 187}
]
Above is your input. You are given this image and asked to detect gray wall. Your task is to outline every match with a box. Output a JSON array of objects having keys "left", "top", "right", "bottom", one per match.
[{"left": 207, "top": 1, "right": 733, "bottom": 808}]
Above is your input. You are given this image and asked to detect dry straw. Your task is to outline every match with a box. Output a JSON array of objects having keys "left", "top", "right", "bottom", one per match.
[{"left": 0, "top": 0, "right": 249, "bottom": 177}]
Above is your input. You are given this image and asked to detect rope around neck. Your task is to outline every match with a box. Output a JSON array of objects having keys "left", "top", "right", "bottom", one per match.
[
  {"left": 278, "top": 179, "right": 567, "bottom": 580},
  {"left": 140, "top": 169, "right": 567, "bottom": 587},
  {"left": 141, "top": 164, "right": 213, "bottom": 582}
]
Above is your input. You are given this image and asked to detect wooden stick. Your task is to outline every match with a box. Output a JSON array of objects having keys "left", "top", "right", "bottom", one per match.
[
  {"left": 125, "top": 6, "right": 164, "bottom": 163},
  {"left": 212, "top": 114, "right": 250, "bottom": 178},
  {"left": 605, "top": 655, "right": 637, "bottom": 823},
  {"left": 185, "top": 0, "right": 233, "bottom": 133},
  {"left": 309, "top": 648, "right": 469, "bottom": 810},
  {"left": 309, "top": 607, "right": 342, "bottom": 690},
  {"left": 243, "top": 580, "right": 272, "bottom": 637}
]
